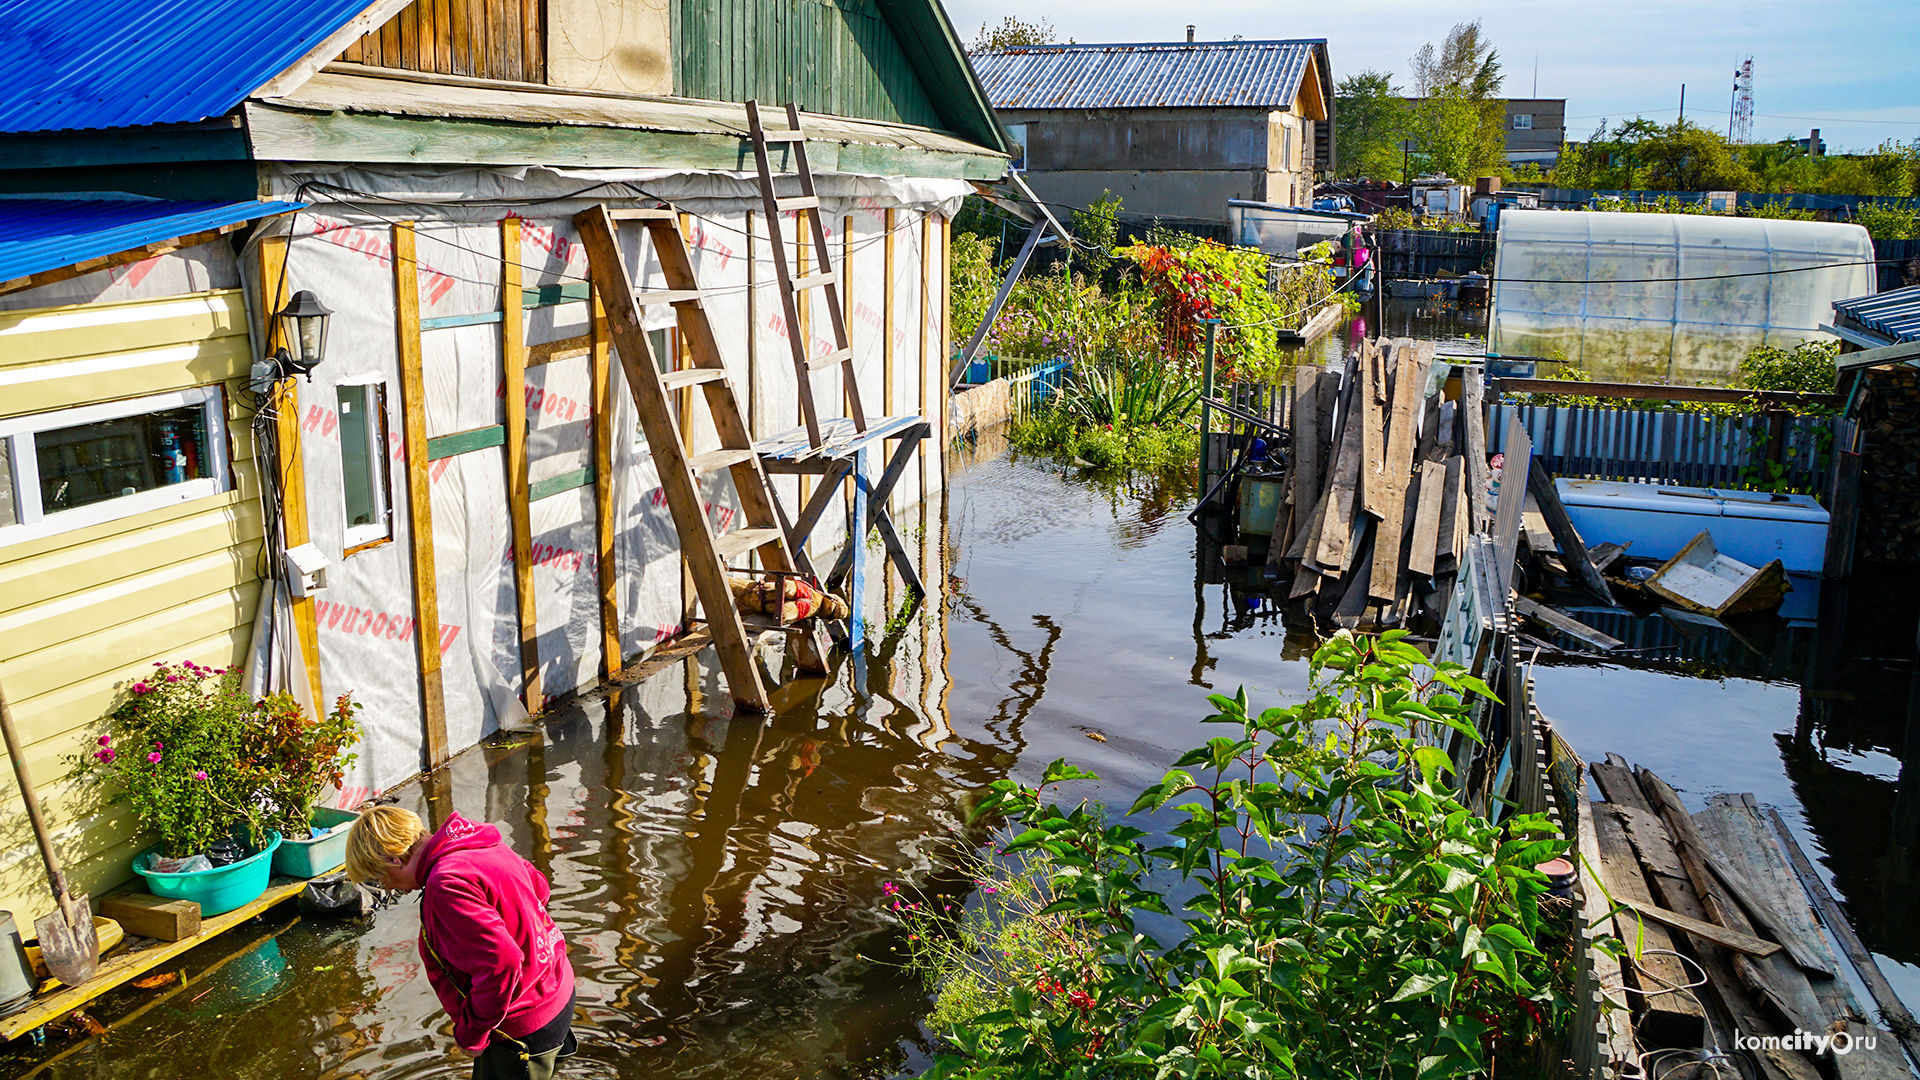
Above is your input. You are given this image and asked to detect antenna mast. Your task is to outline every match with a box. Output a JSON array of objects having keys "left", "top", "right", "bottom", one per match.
[{"left": 1729, "top": 58, "right": 1754, "bottom": 144}]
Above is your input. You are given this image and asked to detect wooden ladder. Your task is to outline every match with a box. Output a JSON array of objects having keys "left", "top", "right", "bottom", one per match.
[
  {"left": 746, "top": 100, "right": 866, "bottom": 449},
  {"left": 573, "top": 204, "right": 826, "bottom": 713}
]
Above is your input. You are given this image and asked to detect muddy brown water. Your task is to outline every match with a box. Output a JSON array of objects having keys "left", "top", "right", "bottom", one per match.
[{"left": 5, "top": 306, "right": 1915, "bottom": 1076}]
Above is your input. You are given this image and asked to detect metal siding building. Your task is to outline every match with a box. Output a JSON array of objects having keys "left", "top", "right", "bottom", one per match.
[{"left": 971, "top": 40, "right": 1319, "bottom": 111}]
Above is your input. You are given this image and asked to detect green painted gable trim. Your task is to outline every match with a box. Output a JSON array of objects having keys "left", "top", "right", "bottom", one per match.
[{"left": 869, "top": 0, "right": 1008, "bottom": 155}]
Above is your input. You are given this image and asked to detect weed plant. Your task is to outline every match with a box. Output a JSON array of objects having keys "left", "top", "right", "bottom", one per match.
[{"left": 900, "top": 632, "right": 1574, "bottom": 1080}]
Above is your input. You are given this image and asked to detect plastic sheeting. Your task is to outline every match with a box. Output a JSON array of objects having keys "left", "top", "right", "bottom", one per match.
[
  {"left": 244, "top": 169, "right": 953, "bottom": 797},
  {"left": 1489, "top": 210, "right": 1874, "bottom": 383}
]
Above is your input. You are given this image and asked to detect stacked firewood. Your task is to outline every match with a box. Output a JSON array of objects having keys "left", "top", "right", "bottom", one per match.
[
  {"left": 1855, "top": 365, "right": 1920, "bottom": 565},
  {"left": 1269, "top": 338, "right": 1491, "bottom": 629}
]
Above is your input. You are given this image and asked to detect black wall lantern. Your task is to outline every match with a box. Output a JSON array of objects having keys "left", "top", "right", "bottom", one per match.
[{"left": 275, "top": 290, "right": 333, "bottom": 380}]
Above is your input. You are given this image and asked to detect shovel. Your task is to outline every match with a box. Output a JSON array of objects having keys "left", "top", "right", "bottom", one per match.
[{"left": 0, "top": 682, "right": 97, "bottom": 987}]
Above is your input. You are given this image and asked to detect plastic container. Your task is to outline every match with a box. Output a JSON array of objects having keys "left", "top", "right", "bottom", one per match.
[
  {"left": 1237, "top": 477, "right": 1285, "bottom": 537},
  {"left": 273, "top": 807, "right": 358, "bottom": 878},
  {"left": 134, "top": 833, "right": 282, "bottom": 916}
]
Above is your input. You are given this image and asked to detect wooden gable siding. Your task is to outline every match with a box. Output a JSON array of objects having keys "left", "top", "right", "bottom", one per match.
[
  {"left": 673, "top": 0, "right": 941, "bottom": 129},
  {"left": 340, "top": 0, "right": 546, "bottom": 84},
  {"left": 0, "top": 289, "right": 265, "bottom": 927}
]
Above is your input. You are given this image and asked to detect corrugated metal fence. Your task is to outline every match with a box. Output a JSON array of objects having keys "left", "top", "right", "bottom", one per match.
[
  {"left": 1487, "top": 403, "right": 1834, "bottom": 499},
  {"left": 1374, "top": 229, "right": 1496, "bottom": 278}
]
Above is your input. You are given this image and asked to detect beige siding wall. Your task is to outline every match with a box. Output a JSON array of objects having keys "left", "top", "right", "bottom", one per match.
[{"left": 0, "top": 289, "right": 265, "bottom": 926}]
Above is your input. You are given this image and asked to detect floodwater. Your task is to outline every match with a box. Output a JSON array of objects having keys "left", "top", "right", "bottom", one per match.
[{"left": 4, "top": 340, "right": 1916, "bottom": 1074}]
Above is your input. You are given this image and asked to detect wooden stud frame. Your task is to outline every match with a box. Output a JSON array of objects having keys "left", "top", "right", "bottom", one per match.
[
  {"left": 501, "top": 218, "right": 542, "bottom": 711},
  {"left": 591, "top": 282, "right": 621, "bottom": 675},
  {"left": 393, "top": 222, "right": 450, "bottom": 769},
  {"left": 258, "top": 233, "right": 326, "bottom": 711}
]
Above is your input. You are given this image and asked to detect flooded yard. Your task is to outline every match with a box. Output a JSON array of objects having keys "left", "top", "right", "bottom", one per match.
[{"left": 2, "top": 314, "right": 1914, "bottom": 1076}]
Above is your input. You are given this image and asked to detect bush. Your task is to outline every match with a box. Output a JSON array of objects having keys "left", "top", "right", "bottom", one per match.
[
  {"left": 911, "top": 632, "right": 1573, "bottom": 1080},
  {"left": 1854, "top": 202, "right": 1917, "bottom": 239}
]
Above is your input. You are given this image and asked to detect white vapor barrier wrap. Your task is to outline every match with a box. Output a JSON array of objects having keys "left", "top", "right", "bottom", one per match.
[{"left": 243, "top": 171, "right": 952, "bottom": 796}]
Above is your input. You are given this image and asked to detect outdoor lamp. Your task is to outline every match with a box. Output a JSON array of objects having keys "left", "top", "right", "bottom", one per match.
[{"left": 276, "top": 290, "right": 333, "bottom": 379}]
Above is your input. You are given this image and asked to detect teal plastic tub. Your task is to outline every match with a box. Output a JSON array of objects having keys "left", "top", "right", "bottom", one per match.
[
  {"left": 272, "top": 807, "right": 358, "bottom": 878},
  {"left": 133, "top": 833, "right": 282, "bottom": 916}
]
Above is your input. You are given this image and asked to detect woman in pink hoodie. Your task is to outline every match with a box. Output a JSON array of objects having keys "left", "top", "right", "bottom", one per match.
[{"left": 346, "top": 805, "right": 577, "bottom": 1080}]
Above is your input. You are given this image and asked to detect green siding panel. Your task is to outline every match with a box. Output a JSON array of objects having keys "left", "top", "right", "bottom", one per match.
[{"left": 672, "top": 0, "right": 942, "bottom": 131}]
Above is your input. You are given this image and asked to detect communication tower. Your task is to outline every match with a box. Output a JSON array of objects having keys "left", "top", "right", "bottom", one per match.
[{"left": 1729, "top": 58, "right": 1754, "bottom": 145}]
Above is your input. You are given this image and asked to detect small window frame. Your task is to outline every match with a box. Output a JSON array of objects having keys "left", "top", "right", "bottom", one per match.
[
  {"left": 0, "top": 386, "right": 231, "bottom": 548},
  {"left": 335, "top": 378, "right": 394, "bottom": 553},
  {"left": 1512, "top": 114, "right": 1535, "bottom": 131}
]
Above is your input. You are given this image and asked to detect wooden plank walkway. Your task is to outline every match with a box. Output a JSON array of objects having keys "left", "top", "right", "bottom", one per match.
[{"left": 0, "top": 867, "right": 335, "bottom": 1042}]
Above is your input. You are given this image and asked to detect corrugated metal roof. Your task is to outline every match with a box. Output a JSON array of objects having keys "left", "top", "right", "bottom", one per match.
[
  {"left": 0, "top": 199, "right": 304, "bottom": 287},
  {"left": 0, "top": 0, "right": 373, "bottom": 134},
  {"left": 1833, "top": 285, "right": 1920, "bottom": 344},
  {"left": 970, "top": 40, "right": 1323, "bottom": 110}
]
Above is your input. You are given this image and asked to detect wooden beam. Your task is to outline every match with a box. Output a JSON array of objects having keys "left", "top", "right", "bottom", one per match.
[
  {"left": 1493, "top": 377, "right": 1843, "bottom": 409},
  {"left": 1589, "top": 801, "right": 1706, "bottom": 1044},
  {"left": 591, "top": 283, "right": 621, "bottom": 678},
  {"left": 501, "top": 218, "right": 540, "bottom": 713},
  {"left": 258, "top": 232, "right": 326, "bottom": 711},
  {"left": 1528, "top": 457, "right": 1616, "bottom": 605},
  {"left": 0, "top": 221, "right": 251, "bottom": 298},
  {"left": 1513, "top": 595, "right": 1624, "bottom": 651},
  {"left": 1359, "top": 340, "right": 1391, "bottom": 519},
  {"left": 248, "top": 0, "right": 422, "bottom": 99},
  {"left": 393, "top": 222, "right": 449, "bottom": 770},
  {"left": 1370, "top": 342, "right": 1429, "bottom": 600},
  {"left": 1461, "top": 367, "right": 1491, "bottom": 534}
]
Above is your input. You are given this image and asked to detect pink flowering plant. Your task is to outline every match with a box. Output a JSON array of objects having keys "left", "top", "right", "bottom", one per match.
[{"left": 69, "top": 661, "right": 270, "bottom": 858}]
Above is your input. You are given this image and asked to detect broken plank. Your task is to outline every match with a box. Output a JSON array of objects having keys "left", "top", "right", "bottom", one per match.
[
  {"left": 1608, "top": 802, "right": 1822, "bottom": 1080},
  {"left": 1333, "top": 523, "right": 1376, "bottom": 627},
  {"left": 1641, "top": 771, "right": 1831, "bottom": 1041},
  {"left": 1311, "top": 362, "right": 1366, "bottom": 572},
  {"left": 1608, "top": 891, "right": 1783, "bottom": 959},
  {"left": 1409, "top": 455, "right": 1447, "bottom": 578},
  {"left": 1369, "top": 346, "right": 1430, "bottom": 599},
  {"left": 1590, "top": 801, "right": 1706, "bottom": 1044},
  {"left": 1589, "top": 541, "right": 1629, "bottom": 573},
  {"left": 1592, "top": 758, "right": 1659, "bottom": 816},
  {"left": 1529, "top": 456, "right": 1617, "bottom": 606},
  {"left": 1436, "top": 454, "right": 1466, "bottom": 567},
  {"left": 1695, "top": 796, "right": 1837, "bottom": 978},
  {"left": 1359, "top": 340, "right": 1392, "bottom": 520},
  {"left": 1766, "top": 806, "right": 1920, "bottom": 1069},
  {"left": 1576, "top": 796, "right": 1642, "bottom": 1072},
  {"left": 1513, "top": 595, "right": 1624, "bottom": 651},
  {"left": 1461, "top": 366, "right": 1492, "bottom": 534},
  {"left": 1275, "top": 364, "right": 1323, "bottom": 569}
]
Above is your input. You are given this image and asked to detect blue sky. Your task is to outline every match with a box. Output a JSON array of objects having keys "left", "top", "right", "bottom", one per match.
[{"left": 947, "top": 0, "right": 1920, "bottom": 153}]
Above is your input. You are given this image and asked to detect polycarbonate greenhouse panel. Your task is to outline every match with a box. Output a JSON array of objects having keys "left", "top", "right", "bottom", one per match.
[{"left": 1488, "top": 210, "right": 1874, "bottom": 383}]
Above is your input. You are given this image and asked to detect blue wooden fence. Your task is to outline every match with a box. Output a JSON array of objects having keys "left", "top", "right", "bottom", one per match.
[{"left": 1486, "top": 402, "right": 1834, "bottom": 499}]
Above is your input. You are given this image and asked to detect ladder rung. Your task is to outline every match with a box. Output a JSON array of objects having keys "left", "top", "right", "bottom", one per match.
[
  {"left": 687, "top": 447, "right": 755, "bottom": 474},
  {"left": 807, "top": 347, "right": 854, "bottom": 371},
  {"left": 660, "top": 367, "right": 729, "bottom": 390},
  {"left": 791, "top": 271, "right": 838, "bottom": 292},
  {"left": 635, "top": 288, "right": 703, "bottom": 304},
  {"left": 775, "top": 196, "right": 820, "bottom": 212},
  {"left": 609, "top": 208, "right": 678, "bottom": 221},
  {"left": 757, "top": 130, "right": 808, "bottom": 144},
  {"left": 712, "top": 527, "right": 782, "bottom": 560}
]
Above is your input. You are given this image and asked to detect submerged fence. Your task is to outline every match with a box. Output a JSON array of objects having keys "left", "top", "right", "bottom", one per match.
[
  {"left": 1486, "top": 403, "right": 1834, "bottom": 499},
  {"left": 1374, "top": 229, "right": 1496, "bottom": 279}
]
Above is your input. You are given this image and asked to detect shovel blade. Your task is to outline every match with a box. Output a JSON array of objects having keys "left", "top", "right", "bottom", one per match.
[{"left": 35, "top": 895, "right": 97, "bottom": 987}]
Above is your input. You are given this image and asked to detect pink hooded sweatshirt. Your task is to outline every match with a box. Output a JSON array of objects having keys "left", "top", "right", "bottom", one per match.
[{"left": 415, "top": 812, "right": 574, "bottom": 1052}]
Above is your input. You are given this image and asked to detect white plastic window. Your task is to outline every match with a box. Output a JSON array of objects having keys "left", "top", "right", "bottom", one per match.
[
  {"left": 0, "top": 387, "right": 230, "bottom": 547},
  {"left": 1512, "top": 114, "right": 1534, "bottom": 130},
  {"left": 336, "top": 382, "right": 393, "bottom": 549}
]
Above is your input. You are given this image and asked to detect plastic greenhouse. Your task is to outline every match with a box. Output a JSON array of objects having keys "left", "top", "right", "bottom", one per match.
[{"left": 1488, "top": 210, "right": 1874, "bottom": 383}]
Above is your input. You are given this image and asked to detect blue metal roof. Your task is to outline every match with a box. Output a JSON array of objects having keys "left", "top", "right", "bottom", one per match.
[
  {"left": 1833, "top": 286, "right": 1920, "bottom": 344},
  {"left": 0, "top": 199, "right": 304, "bottom": 287},
  {"left": 971, "top": 40, "right": 1325, "bottom": 110},
  {"left": 0, "top": 0, "right": 373, "bottom": 134}
]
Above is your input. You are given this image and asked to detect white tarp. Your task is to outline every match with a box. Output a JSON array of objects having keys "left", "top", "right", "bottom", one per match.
[{"left": 244, "top": 165, "right": 953, "bottom": 796}]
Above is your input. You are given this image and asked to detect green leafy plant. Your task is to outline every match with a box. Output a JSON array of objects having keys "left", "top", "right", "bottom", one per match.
[
  {"left": 244, "top": 692, "right": 361, "bottom": 839},
  {"left": 914, "top": 632, "right": 1572, "bottom": 1080},
  {"left": 1853, "top": 202, "right": 1917, "bottom": 239},
  {"left": 71, "top": 662, "right": 269, "bottom": 858}
]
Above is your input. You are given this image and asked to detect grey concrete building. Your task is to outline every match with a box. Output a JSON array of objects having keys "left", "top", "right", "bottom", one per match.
[
  {"left": 971, "top": 39, "right": 1335, "bottom": 226},
  {"left": 1503, "top": 99, "right": 1566, "bottom": 167}
]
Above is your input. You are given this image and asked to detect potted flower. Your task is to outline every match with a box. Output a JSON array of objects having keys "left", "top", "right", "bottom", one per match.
[
  {"left": 70, "top": 662, "right": 281, "bottom": 915},
  {"left": 242, "top": 691, "right": 361, "bottom": 877}
]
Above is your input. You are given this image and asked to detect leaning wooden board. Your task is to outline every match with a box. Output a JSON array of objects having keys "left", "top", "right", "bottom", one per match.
[{"left": 0, "top": 869, "right": 332, "bottom": 1042}]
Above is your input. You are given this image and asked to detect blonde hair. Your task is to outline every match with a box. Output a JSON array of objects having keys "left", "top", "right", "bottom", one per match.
[{"left": 344, "top": 804, "right": 427, "bottom": 883}]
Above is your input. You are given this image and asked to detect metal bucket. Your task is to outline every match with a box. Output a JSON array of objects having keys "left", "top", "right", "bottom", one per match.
[{"left": 0, "top": 913, "right": 38, "bottom": 1017}]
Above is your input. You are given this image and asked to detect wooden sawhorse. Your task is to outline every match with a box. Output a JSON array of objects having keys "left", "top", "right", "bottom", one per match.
[{"left": 755, "top": 414, "right": 930, "bottom": 651}]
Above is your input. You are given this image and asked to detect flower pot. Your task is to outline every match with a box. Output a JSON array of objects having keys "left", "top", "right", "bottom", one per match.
[
  {"left": 272, "top": 807, "right": 358, "bottom": 878},
  {"left": 133, "top": 833, "right": 282, "bottom": 916}
]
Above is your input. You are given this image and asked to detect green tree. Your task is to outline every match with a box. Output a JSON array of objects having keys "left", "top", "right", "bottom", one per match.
[
  {"left": 969, "top": 15, "right": 1060, "bottom": 51},
  {"left": 1333, "top": 70, "right": 1411, "bottom": 181},
  {"left": 1407, "top": 21, "right": 1507, "bottom": 182},
  {"left": 1551, "top": 118, "right": 1750, "bottom": 191}
]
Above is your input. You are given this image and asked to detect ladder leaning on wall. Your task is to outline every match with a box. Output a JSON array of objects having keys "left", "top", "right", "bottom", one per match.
[{"left": 572, "top": 204, "right": 829, "bottom": 713}]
